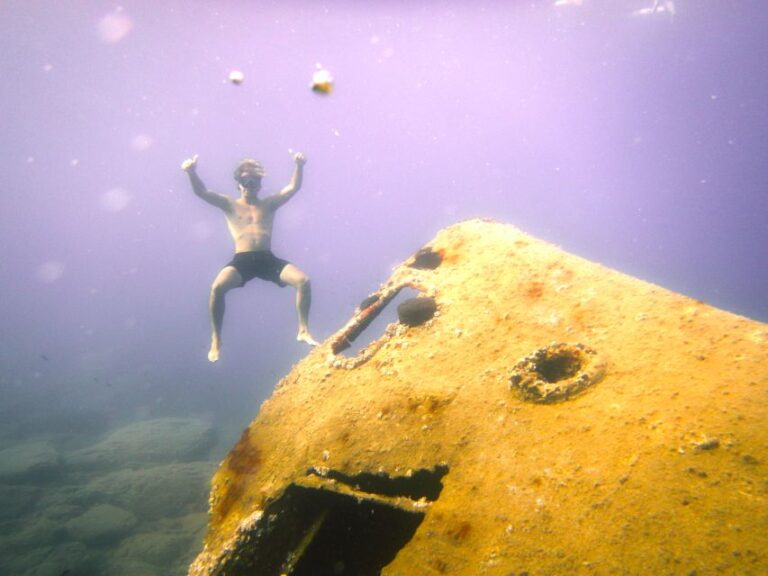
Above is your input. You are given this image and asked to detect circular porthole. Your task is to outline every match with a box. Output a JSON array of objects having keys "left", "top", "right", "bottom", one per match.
[
  {"left": 397, "top": 297, "right": 437, "bottom": 327},
  {"left": 509, "top": 343, "right": 606, "bottom": 403},
  {"left": 409, "top": 247, "right": 443, "bottom": 270}
]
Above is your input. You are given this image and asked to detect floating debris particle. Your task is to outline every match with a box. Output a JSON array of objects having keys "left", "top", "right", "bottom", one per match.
[
  {"left": 36, "top": 261, "right": 65, "bottom": 283},
  {"left": 131, "top": 133, "right": 154, "bottom": 151},
  {"left": 228, "top": 70, "right": 245, "bottom": 85},
  {"left": 97, "top": 9, "right": 134, "bottom": 44},
  {"left": 311, "top": 64, "right": 333, "bottom": 95},
  {"left": 99, "top": 188, "right": 132, "bottom": 212}
]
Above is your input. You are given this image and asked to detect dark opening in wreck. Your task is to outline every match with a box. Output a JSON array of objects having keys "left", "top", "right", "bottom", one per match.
[{"left": 219, "top": 466, "right": 449, "bottom": 576}]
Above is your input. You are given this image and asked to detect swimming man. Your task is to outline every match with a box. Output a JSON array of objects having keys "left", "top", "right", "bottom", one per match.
[{"left": 181, "top": 152, "right": 319, "bottom": 362}]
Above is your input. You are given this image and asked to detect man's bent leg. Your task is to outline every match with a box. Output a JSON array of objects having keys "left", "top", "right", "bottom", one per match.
[
  {"left": 279, "top": 264, "right": 319, "bottom": 346},
  {"left": 208, "top": 266, "right": 243, "bottom": 362}
]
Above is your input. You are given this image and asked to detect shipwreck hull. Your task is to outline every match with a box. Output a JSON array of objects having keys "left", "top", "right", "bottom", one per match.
[{"left": 190, "top": 219, "right": 768, "bottom": 576}]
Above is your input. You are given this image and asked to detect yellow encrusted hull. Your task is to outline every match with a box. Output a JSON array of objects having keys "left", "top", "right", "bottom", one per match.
[{"left": 190, "top": 219, "right": 768, "bottom": 576}]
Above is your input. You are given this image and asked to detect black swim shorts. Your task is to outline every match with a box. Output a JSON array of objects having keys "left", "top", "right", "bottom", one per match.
[{"left": 227, "top": 251, "right": 290, "bottom": 287}]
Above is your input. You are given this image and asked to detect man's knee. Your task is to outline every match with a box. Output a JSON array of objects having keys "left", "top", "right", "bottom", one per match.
[
  {"left": 211, "top": 280, "right": 234, "bottom": 298},
  {"left": 212, "top": 268, "right": 243, "bottom": 296},
  {"left": 282, "top": 266, "right": 310, "bottom": 289}
]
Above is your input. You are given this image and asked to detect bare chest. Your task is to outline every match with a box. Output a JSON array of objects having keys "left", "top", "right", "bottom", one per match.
[{"left": 226, "top": 200, "right": 275, "bottom": 235}]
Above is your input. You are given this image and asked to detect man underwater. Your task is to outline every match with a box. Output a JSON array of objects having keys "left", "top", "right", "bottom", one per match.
[{"left": 181, "top": 152, "right": 319, "bottom": 362}]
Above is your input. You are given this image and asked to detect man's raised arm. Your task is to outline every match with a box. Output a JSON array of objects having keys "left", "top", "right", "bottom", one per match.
[
  {"left": 272, "top": 152, "right": 307, "bottom": 207},
  {"left": 181, "top": 155, "right": 230, "bottom": 210}
]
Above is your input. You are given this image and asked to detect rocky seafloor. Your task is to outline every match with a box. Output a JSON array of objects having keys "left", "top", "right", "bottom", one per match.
[{"left": 0, "top": 415, "right": 221, "bottom": 576}]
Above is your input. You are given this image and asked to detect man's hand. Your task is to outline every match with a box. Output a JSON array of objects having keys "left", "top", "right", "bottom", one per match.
[
  {"left": 292, "top": 151, "right": 307, "bottom": 167},
  {"left": 181, "top": 154, "right": 199, "bottom": 172}
]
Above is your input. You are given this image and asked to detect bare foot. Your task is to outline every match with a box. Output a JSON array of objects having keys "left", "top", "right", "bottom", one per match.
[
  {"left": 297, "top": 329, "right": 319, "bottom": 347},
  {"left": 208, "top": 342, "right": 220, "bottom": 363}
]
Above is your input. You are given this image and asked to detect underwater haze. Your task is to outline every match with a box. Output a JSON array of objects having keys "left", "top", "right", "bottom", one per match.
[{"left": 1, "top": 1, "right": 767, "bottom": 574}]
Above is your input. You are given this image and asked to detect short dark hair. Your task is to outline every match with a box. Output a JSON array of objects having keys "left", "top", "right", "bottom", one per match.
[{"left": 233, "top": 159, "right": 265, "bottom": 182}]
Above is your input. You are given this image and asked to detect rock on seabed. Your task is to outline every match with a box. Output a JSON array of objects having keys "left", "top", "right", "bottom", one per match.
[
  {"left": 189, "top": 219, "right": 768, "bottom": 576},
  {"left": 69, "top": 417, "right": 216, "bottom": 470},
  {"left": 0, "top": 440, "right": 61, "bottom": 483}
]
